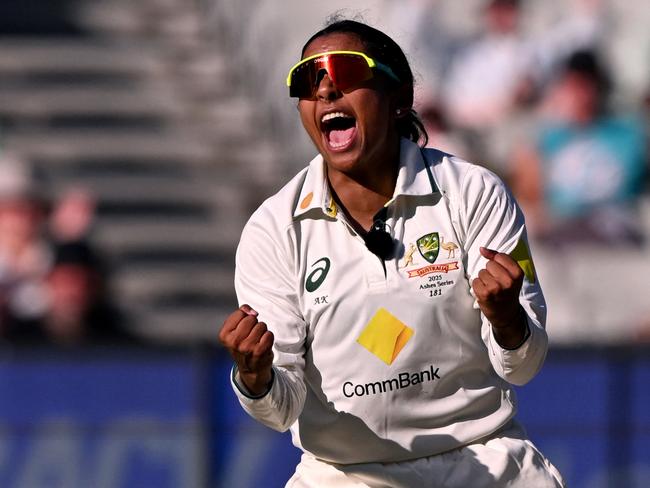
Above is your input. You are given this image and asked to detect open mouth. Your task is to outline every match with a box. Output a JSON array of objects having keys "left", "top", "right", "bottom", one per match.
[{"left": 321, "top": 111, "right": 357, "bottom": 150}]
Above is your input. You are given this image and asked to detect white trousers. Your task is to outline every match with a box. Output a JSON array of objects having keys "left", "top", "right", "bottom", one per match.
[{"left": 286, "top": 421, "right": 565, "bottom": 488}]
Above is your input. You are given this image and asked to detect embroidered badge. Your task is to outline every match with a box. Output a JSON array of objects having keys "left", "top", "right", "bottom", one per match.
[
  {"left": 402, "top": 243, "right": 417, "bottom": 268},
  {"left": 416, "top": 233, "right": 440, "bottom": 264},
  {"left": 440, "top": 235, "right": 459, "bottom": 259}
]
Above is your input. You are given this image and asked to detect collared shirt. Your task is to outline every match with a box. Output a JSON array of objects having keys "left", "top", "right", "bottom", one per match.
[{"left": 232, "top": 138, "right": 548, "bottom": 464}]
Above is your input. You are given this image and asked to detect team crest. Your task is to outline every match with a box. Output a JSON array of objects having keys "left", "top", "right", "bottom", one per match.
[{"left": 417, "top": 233, "right": 439, "bottom": 264}]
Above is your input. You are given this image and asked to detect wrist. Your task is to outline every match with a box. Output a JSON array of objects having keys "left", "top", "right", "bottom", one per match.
[
  {"left": 488, "top": 302, "right": 523, "bottom": 330},
  {"left": 491, "top": 306, "right": 530, "bottom": 350},
  {"left": 236, "top": 367, "right": 274, "bottom": 397}
]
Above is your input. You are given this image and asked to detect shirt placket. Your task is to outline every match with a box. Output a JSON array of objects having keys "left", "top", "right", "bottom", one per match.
[{"left": 334, "top": 211, "right": 389, "bottom": 294}]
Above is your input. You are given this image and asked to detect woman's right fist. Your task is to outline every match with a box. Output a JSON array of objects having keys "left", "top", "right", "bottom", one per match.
[{"left": 219, "top": 304, "right": 274, "bottom": 395}]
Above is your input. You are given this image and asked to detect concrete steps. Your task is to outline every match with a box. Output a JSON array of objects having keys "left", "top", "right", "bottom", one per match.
[{"left": 0, "top": 0, "right": 267, "bottom": 343}]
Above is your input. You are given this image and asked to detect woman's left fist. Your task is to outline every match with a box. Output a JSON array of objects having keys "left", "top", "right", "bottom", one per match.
[{"left": 471, "top": 247, "right": 524, "bottom": 330}]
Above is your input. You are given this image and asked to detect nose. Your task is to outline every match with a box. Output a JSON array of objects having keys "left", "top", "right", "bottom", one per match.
[{"left": 315, "top": 70, "right": 341, "bottom": 101}]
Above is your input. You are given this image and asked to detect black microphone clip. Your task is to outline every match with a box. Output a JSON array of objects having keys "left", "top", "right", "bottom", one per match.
[{"left": 364, "top": 207, "right": 395, "bottom": 260}]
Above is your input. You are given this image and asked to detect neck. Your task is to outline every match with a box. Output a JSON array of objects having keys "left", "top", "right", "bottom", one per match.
[{"left": 327, "top": 151, "right": 399, "bottom": 232}]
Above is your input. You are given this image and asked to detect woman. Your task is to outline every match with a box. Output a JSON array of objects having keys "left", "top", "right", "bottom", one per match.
[{"left": 219, "top": 18, "right": 564, "bottom": 488}]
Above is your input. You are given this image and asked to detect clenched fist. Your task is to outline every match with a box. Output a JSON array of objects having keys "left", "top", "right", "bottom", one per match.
[
  {"left": 219, "top": 304, "right": 274, "bottom": 395},
  {"left": 472, "top": 247, "right": 528, "bottom": 349}
]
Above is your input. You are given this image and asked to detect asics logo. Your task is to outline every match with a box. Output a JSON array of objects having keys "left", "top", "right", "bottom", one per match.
[{"left": 305, "top": 257, "right": 330, "bottom": 292}]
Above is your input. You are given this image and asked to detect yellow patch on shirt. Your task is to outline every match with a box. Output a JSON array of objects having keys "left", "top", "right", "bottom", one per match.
[
  {"left": 510, "top": 238, "right": 536, "bottom": 284},
  {"left": 357, "top": 308, "right": 414, "bottom": 365}
]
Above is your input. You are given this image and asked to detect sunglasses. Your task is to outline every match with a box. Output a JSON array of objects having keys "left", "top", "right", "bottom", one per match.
[{"left": 286, "top": 50, "right": 400, "bottom": 99}]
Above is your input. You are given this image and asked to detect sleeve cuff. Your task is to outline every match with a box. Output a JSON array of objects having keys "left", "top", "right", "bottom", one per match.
[
  {"left": 231, "top": 365, "right": 275, "bottom": 400},
  {"left": 499, "top": 320, "right": 531, "bottom": 351}
]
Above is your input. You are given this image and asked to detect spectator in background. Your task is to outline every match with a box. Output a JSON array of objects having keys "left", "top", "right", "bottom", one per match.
[
  {"left": 43, "top": 187, "right": 131, "bottom": 346},
  {"left": 39, "top": 240, "right": 131, "bottom": 346},
  {"left": 510, "top": 49, "right": 647, "bottom": 246},
  {"left": 439, "top": 0, "right": 541, "bottom": 174},
  {"left": 0, "top": 153, "right": 50, "bottom": 340},
  {"left": 438, "top": 0, "right": 606, "bottom": 174},
  {"left": 442, "top": 0, "right": 532, "bottom": 132},
  {"left": 49, "top": 188, "right": 97, "bottom": 244},
  {"left": 37, "top": 188, "right": 133, "bottom": 347},
  {"left": 0, "top": 151, "right": 133, "bottom": 346}
]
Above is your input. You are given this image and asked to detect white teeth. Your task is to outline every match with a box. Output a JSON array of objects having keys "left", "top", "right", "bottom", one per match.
[{"left": 321, "top": 111, "right": 353, "bottom": 123}]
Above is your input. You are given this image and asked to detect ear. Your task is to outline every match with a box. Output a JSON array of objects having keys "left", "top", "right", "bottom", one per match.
[{"left": 393, "top": 83, "right": 413, "bottom": 118}]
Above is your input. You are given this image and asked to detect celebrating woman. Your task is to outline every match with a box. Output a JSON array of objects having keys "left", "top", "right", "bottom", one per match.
[{"left": 219, "top": 18, "right": 564, "bottom": 488}]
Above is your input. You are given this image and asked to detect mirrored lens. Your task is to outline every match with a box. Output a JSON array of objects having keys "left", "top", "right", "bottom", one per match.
[
  {"left": 289, "top": 60, "right": 318, "bottom": 98},
  {"left": 289, "top": 53, "right": 373, "bottom": 99}
]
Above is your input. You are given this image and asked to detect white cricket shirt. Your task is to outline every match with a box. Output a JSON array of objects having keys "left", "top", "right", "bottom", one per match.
[{"left": 232, "top": 138, "right": 548, "bottom": 464}]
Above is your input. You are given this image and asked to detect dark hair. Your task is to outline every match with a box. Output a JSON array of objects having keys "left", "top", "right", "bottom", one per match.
[
  {"left": 564, "top": 49, "right": 611, "bottom": 96},
  {"left": 301, "top": 18, "right": 428, "bottom": 147},
  {"left": 562, "top": 49, "right": 612, "bottom": 115}
]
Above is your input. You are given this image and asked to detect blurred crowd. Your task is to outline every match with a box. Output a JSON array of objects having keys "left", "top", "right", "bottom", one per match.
[
  {"left": 388, "top": 0, "right": 650, "bottom": 343},
  {"left": 408, "top": 0, "right": 648, "bottom": 246},
  {"left": 0, "top": 152, "right": 131, "bottom": 347},
  {"left": 0, "top": 0, "right": 648, "bottom": 346}
]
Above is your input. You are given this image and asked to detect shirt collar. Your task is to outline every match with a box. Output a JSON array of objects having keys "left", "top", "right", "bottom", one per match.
[
  {"left": 393, "top": 138, "right": 439, "bottom": 198},
  {"left": 293, "top": 153, "right": 338, "bottom": 219},
  {"left": 293, "top": 138, "right": 438, "bottom": 219}
]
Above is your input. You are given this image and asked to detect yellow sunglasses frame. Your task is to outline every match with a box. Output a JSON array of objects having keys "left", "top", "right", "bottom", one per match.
[{"left": 285, "top": 50, "right": 400, "bottom": 88}]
